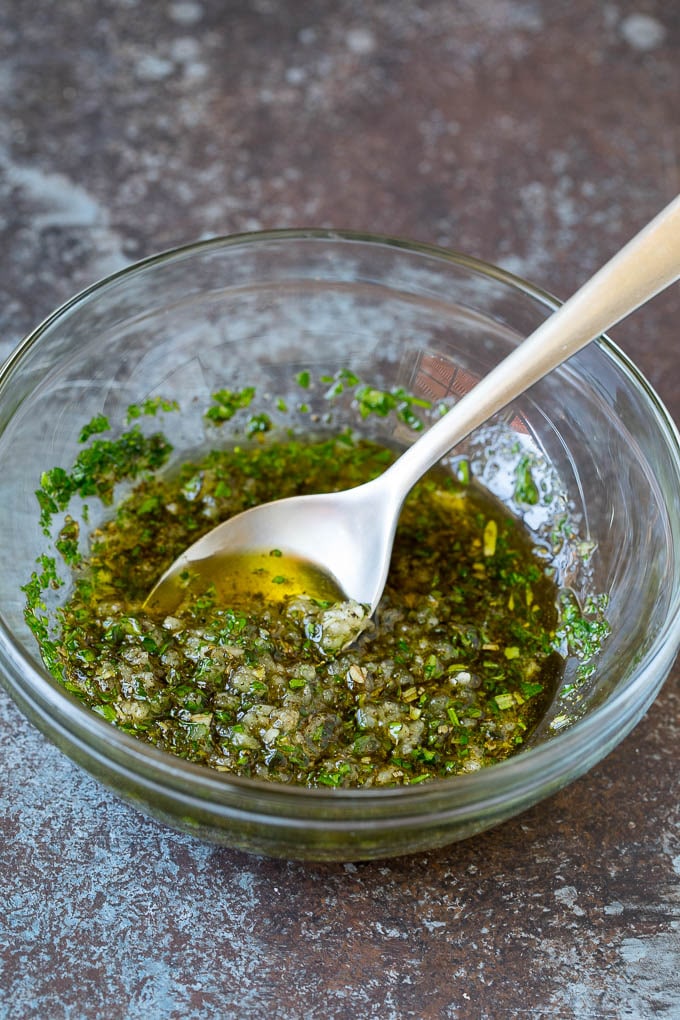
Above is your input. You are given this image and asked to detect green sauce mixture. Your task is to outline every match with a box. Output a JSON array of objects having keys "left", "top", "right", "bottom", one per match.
[
  {"left": 23, "top": 378, "right": 609, "bottom": 788},
  {"left": 31, "top": 430, "right": 565, "bottom": 787}
]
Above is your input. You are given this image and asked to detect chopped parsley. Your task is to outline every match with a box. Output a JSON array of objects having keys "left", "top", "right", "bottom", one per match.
[{"left": 22, "top": 377, "right": 609, "bottom": 788}]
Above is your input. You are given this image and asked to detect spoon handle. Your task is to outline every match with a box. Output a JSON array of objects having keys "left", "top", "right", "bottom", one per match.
[{"left": 384, "top": 194, "right": 680, "bottom": 496}]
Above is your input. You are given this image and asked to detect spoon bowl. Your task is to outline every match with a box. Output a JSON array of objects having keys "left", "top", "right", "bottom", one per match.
[
  {"left": 148, "top": 196, "right": 680, "bottom": 617},
  {"left": 145, "top": 480, "right": 398, "bottom": 615}
]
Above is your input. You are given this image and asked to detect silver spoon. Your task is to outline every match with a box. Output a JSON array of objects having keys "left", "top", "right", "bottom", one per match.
[{"left": 147, "top": 196, "right": 680, "bottom": 617}]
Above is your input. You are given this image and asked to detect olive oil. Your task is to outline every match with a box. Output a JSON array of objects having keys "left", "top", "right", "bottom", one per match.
[{"left": 147, "top": 548, "right": 345, "bottom": 616}]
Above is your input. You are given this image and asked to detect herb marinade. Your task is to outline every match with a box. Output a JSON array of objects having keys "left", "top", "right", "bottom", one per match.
[{"left": 32, "top": 427, "right": 565, "bottom": 788}]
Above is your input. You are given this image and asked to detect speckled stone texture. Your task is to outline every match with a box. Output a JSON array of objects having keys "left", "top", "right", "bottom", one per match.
[{"left": 0, "top": 1, "right": 678, "bottom": 1017}]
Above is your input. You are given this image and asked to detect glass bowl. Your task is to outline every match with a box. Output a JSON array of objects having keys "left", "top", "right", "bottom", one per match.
[{"left": 0, "top": 230, "right": 678, "bottom": 862}]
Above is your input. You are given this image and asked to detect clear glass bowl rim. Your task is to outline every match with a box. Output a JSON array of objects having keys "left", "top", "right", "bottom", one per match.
[{"left": 1, "top": 227, "right": 679, "bottom": 817}]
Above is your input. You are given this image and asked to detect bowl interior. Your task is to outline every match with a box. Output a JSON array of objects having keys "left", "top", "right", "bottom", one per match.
[{"left": 0, "top": 232, "right": 678, "bottom": 787}]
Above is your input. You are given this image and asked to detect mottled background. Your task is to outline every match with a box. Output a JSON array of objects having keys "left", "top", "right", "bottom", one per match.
[{"left": 1, "top": 1, "right": 678, "bottom": 1017}]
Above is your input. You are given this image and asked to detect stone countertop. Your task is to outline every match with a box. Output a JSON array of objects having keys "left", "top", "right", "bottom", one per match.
[{"left": 0, "top": 2, "right": 678, "bottom": 1017}]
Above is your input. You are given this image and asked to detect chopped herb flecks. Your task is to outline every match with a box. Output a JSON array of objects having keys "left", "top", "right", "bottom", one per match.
[
  {"left": 36, "top": 427, "right": 173, "bottom": 534},
  {"left": 23, "top": 374, "right": 608, "bottom": 789},
  {"left": 126, "top": 397, "right": 180, "bottom": 423},
  {"left": 205, "top": 387, "right": 256, "bottom": 424},
  {"left": 514, "top": 454, "right": 540, "bottom": 505},
  {"left": 27, "top": 430, "right": 566, "bottom": 787}
]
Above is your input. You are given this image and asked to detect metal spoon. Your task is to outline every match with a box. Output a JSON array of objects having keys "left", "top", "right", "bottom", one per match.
[{"left": 147, "top": 196, "right": 680, "bottom": 616}]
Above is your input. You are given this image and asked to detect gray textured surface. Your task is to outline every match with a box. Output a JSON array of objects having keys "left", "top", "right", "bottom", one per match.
[{"left": 1, "top": 2, "right": 678, "bottom": 1017}]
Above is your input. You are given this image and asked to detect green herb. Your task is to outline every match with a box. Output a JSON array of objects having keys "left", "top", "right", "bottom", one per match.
[
  {"left": 456, "top": 459, "right": 470, "bottom": 485},
  {"left": 79, "top": 415, "right": 110, "bottom": 443},
  {"left": 353, "top": 384, "right": 431, "bottom": 431},
  {"left": 55, "top": 515, "right": 81, "bottom": 567},
  {"left": 126, "top": 397, "right": 179, "bottom": 422},
  {"left": 514, "top": 455, "right": 540, "bottom": 505},
  {"left": 554, "top": 590, "right": 610, "bottom": 664},
  {"left": 205, "top": 387, "right": 256, "bottom": 424},
  {"left": 36, "top": 427, "right": 173, "bottom": 533},
  {"left": 245, "top": 413, "right": 273, "bottom": 436}
]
